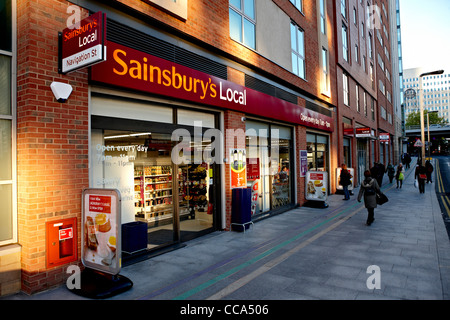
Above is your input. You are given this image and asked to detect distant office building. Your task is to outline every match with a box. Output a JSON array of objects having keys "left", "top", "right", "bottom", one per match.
[{"left": 403, "top": 67, "right": 450, "bottom": 123}]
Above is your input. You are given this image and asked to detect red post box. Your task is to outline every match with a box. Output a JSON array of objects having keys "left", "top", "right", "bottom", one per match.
[{"left": 46, "top": 218, "right": 78, "bottom": 268}]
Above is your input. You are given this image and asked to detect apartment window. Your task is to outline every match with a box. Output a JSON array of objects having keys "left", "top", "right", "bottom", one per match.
[
  {"left": 321, "top": 48, "right": 329, "bottom": 93},
  {"left": 356, "top": 84, "right": 360, "bottom": 112},
  {"left": 371, "top": 97, "right": 375, "bottom": 121},
  {"left": 363, "top": 91, "right": 367, "bottom": 116},
  {"left": 0, "top": 0, "right": 15, "bottom": 245},
  {"left": 369, "top": 63, "right": 374, "bottom": 88},
  {"left": 343, "top": 73, "right": 349, "bottom": 106},
  {"left": 363, "top": 55, "right": 367, "bottom": 73},
  {"left": 341, "top": 0, "right": 347, "bottom": 18},
  {"left": 353, "top": 7, "right": 357, "bottom": 24},
  {"left": 368, "top": 33, "right": 373, "bottom": 59},
  {"left": 291, "top": 22, "right": 305, "bottom": 79},
  {"left": 361, "top": 21, "right": 365, "bottom": 38},
  {"left": 380, "top": 105, "right": 387, "bottom": 120},
  {"left": 229, "top": 0, "right": 256, "bottom": 49},
  {"left": 354, "top": 44, "right": 359, "bottom": 63},
  {"left": 290, "top": 0, "right": 303, "bottom": 12},
  {"left": 320, "top": 0, "right": 327, "bottom": 34},
  {"left": 342, "top": 23, "right": 348, "bottom": 61}
]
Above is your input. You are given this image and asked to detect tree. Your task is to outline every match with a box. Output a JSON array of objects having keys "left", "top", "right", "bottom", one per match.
[{"left": 405, "top": 110, "right": 448, "bottom": 127}]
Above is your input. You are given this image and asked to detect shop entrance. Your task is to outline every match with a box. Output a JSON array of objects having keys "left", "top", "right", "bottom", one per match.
[{"left": 91, "top": 115, "right": 218, "bottom": 254}]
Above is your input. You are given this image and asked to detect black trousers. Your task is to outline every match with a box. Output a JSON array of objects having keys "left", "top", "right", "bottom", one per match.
[
  {"left": 367, "top": 208, "right": 375, "bottom": 224},
  {"left": 418, "top": 179, "right": 425, "bottom": 193}
]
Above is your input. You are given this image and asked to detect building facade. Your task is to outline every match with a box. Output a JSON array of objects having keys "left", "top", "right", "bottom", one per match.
[
  {"left": 0, "top": 0, "right": 401, "bottom": 296},
  {"left": 403, "top": 67, "right": 450, "bottom": 123}
]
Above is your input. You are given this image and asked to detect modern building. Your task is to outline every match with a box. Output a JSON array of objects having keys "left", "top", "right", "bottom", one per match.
[
  {"left": 0, "top": 0, "right": 401, "bottom": 296},
  {"left": 403, "top": 67, "right": 450, "bottom": 123}
]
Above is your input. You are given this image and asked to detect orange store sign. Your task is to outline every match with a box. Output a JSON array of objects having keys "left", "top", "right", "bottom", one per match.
[{"left": 90, "top": 41, "right": 334, "bottom": 132}]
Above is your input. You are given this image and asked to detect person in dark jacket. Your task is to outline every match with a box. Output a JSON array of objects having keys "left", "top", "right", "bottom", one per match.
[
  {"left": 386, "top": 163, "right": 395, "bottom": 183},
  {"left": 339, "top": 164, "right": 352, "bottom": 200},
  {"left": 415, "top": 163, "right": 427, "bottom": 194},
  {"left": 358, "top": 170, "right": 381, "bottom": 226},
  {"left": 425, "top": 160, "right": 434, "bottom": 183}
]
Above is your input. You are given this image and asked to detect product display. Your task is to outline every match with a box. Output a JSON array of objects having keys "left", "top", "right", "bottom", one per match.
[{"left": 134, "top": 165, "right": 173, "bottom": 224}]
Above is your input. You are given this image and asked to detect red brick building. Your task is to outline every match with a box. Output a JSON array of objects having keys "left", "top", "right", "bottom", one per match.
[{"left": 0, "top": 0, "right": 396, "bottom": 296}]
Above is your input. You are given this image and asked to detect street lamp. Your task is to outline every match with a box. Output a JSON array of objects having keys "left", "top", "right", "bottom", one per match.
[{"left": 419, "top": 69, "right": 444, "bottom": 165}]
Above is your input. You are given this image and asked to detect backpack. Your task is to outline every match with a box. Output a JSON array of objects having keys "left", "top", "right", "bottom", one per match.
[{"left": 364, "top": 180, "right": 376, "bottom": 195}]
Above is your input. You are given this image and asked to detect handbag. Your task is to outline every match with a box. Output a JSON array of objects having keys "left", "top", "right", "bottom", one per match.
[
  {"left": 398, "top": 172, "right": 404, "bottom": 180},
  {"left": 414, "top": 179, "right": 418, "bottom": 188},
  {"left": 419, "top": 174, "right": 427, "bottom": 180},
  {"left": 376, "top": 192, "right": 388, "bottom": 205}
]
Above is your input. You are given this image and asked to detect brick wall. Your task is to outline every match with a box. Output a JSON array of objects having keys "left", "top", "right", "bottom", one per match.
[{"left": 16, "top": 0, "right": 89, "bottom": 294}]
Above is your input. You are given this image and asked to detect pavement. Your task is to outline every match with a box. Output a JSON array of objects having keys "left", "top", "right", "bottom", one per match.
[{"left": 3, "top": 158, "right": 450, "bottom": 302}]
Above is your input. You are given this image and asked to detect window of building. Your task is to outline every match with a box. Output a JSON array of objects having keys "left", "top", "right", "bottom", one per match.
[
  {"left": 0, "top": 0, "right": 15, "bottom": 245},
  {"left": 246, "top": 120, "right": 294, "bottom": 216},
  {"left": 320, "top": 0, "right": 327, "bottom": 34},
  {"left": 321, "top": 48, "right": 329, "bottom": 93},
  {"left": 341, "top": 0, "right": 347, "bottom": 18},
  {"left": 342, "top": 23, "right": 348, "bottom": 61},
  {"left": 363, "top": 91, "right": 367, "bottom": 116},
  {"left": 307, "top": 133, "right": 329, "bottom": 172},
  {"left": 343, "top": 73, "right": 349, "bottom": 106},
  {"left": 290, "top": 0, "right": 303, "bottom": 12},
  {"left": 291, "top": 22, "right": 305, "bottom": 79},
  {"left": 355, "top": 44, "right": 359, "bottom": 63},
  {"left": 229, "top": 0, "right": 256, "bottom": 49},
  {"left": 368, "top": 33, "right": 373, "bottom": 59},
  {"left": 356, "top": 84, "right": 360, "bottom": 112},
  {"left": 371, "top": 97, "right": 375, "bottom": 121}
]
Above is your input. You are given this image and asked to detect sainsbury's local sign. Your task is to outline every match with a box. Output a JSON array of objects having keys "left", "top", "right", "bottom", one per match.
[
  {"left": 90, "top": 41, "right": 333, "bottom": 132},
  {"left": 59, "top": 11, "right": 106, "bottom": 74}
]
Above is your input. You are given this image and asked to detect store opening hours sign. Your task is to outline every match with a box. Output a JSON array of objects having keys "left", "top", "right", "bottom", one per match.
[
  {"left": 82, "top": 189, "right": 121, "bottom": 275},
  {"left": 59, "top": 11, "right": 106, "bottom": 74}
]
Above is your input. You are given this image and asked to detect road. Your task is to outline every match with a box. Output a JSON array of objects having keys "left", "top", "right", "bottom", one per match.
[{"left": 433, "top": 156, "right": 450, "bottom": 239}]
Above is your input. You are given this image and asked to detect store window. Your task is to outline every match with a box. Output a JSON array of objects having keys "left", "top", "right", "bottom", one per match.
[
  {"left": 343, "top": 138, "right": 352, "bottom": 167},
  {"left": 0, "top": 0, "right": 15, "bottom": 245},
  {"left": 306, "top": 133, "right": 329, "bottom": 172},
  {"left": 91, "top": 96, "right": 219, "bottom": 253},
  {"left": 245, "top": 120, "right": 293, "bottom": 218}
]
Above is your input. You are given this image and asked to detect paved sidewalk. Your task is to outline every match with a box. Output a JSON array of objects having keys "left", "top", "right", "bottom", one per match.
[{"left": 3, "top": 159, "right": 450, "bottom": 300}]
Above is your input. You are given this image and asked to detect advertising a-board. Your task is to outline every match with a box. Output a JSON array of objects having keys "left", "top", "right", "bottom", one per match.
[
  {"left": 82, "top": 189, "right": 121, "bottom": 275},
  {"left": 305, "top": 171, "right": 328, "bottom": 201}
]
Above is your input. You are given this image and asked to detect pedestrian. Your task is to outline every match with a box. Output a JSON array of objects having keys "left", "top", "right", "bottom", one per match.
[
  {"left": 339, "top": 164, "right": 352, "bottom": 200},
  {"left": 415, "top": 163, "right": 427, "bottom": 194},
  {"left": 395, "top": 163, "right": 404, "bottom": 188},
  {"left": 404, "top": 153, "right": 411, "bottom": 169},
  {"left": 386, "top": 163, "right": 395, "bottom": 183},
  {"left": 357, "top": 170, "right": 381, "bottom": 226},
  {"left": 425, "top": 160, "right": 434, "bottom": 183},
  {"left": 376, "top": 162, "right": 385, "bottom": 187}
]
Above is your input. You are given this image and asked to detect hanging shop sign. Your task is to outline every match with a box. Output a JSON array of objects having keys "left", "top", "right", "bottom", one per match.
[
  {"left": 305, "top": 171, "right": 328, "bottom": 201},
  {"left": 336, "top": 167, "right": 354, "bottom": 191},
  {"left": 59, "top": 11, "right": 107, "bottom": 74},
  {"left": 82, "top": 188, "right": 121, "bottom": 275},
  {"left": 230, "top": 149, "right": 247, "bottom": 189},
  {"left": 90, "top": 41, "right": 333, "bottom": 132},
  {"left": 379, "top": 133, "right": 390, "bottom": 143},
  {"left": 355, "top": 127, "right": 376, "bottom": 139}
]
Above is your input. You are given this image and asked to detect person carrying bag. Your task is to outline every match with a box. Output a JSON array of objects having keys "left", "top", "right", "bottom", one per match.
[{"left": 358, "top": 170, "right": 383, "bottom": 226}]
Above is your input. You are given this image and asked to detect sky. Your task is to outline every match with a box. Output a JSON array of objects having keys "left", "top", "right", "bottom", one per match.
[{"left": 399, "top": 0, "right": 450, "bottom": 72}]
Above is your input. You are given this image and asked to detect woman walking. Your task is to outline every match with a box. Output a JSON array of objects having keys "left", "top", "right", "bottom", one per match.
[
  {"left": 415, "top": 163, "right": 427, "bottom": 194},
  {"left": 358, "top": 170, "right": 381, "bottom": 226},
  {"left": 395, "top": 163, "right": 404, "bottom": 188}
]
